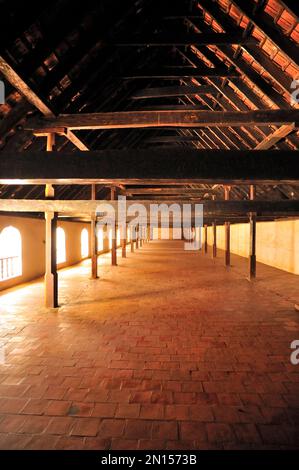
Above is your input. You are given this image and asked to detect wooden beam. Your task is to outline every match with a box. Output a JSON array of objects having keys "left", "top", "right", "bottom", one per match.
[
  {"left": 255, "top": 124, "right": 296, "bottom": 149},
  {"left": 231, "top": 0, "right": 299, "bottom": 67},
  {"left": 122, "top": 67, "right": 238, "bottom": 79},
  {"left": 280, "top": 1, "right": 299, "bottom": 22},
  {"left": 27, "top": 110, "right": 299, "bottom": 132},
  {"left": 125, "top": 188, "right": 217, "bottom": 195},
  {"left": 132, "top": 85, "right": 219, "bottom": 99},
  {"left": 0, "top": 55, "right": 89, "bottom": 151},
  {"left": 1, "top": 199, "right": 299, "bottom": 216},
  {"left": 115, "top": 33, "right": 257, "bottom": 46},
  {"left": 1, "top": 149, "right": 299, "bottom": 185},
  {"left": 197, "top": 0, "right": 293, "bottom": 94},
  {"left": 63, "top": 129, "right": 89, "bottom": 151}
]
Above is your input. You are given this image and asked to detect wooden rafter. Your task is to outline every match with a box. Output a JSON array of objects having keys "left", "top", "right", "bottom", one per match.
[
  {"left": 131, "top": 85, "right": 218, "bottom": 99},
  {"left": 230, "top": 0, "right": 299, "bottom": 67},
  {"left": 255, "top": 124, "right": 296, "bottom": 150},
  {"left": 197, "top": 0, "right": 293, "bottom": 94},
  {"left": 122, "top": 67, "right": 238, "bottom": 79},
  {"left": 114, "top": 33, "right": 258, "bottom": 46},
  {"left": 0, "top": 55, "right": 89, "bottom": 151}
]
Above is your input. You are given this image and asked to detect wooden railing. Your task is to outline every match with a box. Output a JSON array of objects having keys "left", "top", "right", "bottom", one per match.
[{"left": 0, "top": 256, "right": 21, "bottom": 281}]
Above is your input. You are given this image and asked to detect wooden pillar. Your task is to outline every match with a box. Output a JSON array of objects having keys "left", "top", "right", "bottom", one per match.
[
  {"left": 111, "top": 187, "right": 117, "bottom": 266},
  {"left": 135, "top": 224, "right": 139, "bottom": 249},
  {"left": 249, "top": 185, "right": 256, "bottom": 280},
  {"left": 204, "top": 224, "right": 208, "bottom": 254},
  {"left": 139, "top": 226, "right": 143, "bottom": 247},
  {"left": 44, "top": 133, "right": 58, "bottom": 307},
  {"left": 91, "top": 184, "right": 98, "bottom": 279},
  {"left": 147, "top": 225, "right": 150, "bottom": 242},
  {"left": 224, "top": 186, "right": 231, "bottom": 267},
  {"left": 130, "top": 226, "right": 135, "bottom": 253},
  {"left": 45, "top": 211, "right": 58, "bottom": 308},
  {"left": 122, "top": 224, "right": 127, "bottom": 258},
  {"left": 45, "top": 134, "right": 55, "bottom": 198},
  {"left": 212, "top": 221, "right": 217, "bottom": 258}
]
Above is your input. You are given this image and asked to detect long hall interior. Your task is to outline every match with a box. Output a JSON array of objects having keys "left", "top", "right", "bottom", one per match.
[{"left": 0, "top": 0, "right": 299, "bottom": 451}]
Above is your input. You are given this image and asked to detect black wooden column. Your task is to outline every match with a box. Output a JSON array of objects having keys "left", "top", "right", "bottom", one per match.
[
  {"left": 204, "top": 224, "right": 208, "bottom": 254},
  {"left": 212, "top": 222, "right": 217, "bottom": 258},
  {"left": 130, "top": 225, "right": 135, "bottom": 252},
  {"left": 249, "top": 185, "right": 257, "bottom": 280},
  {"left": 45, "top": 133, "right": 58, "bottom": 308},
  {"left": 45, "top": 211, "right": 58, "bottom": 308},
  {"left": 91, "top": 184, "right": 98, "bottom": 279},
  {"left": 111, "top": 187, "right": 117, "bottom": 266},
  {"left": 122, "top": 223, "right": 127, "bottom": 258},
  {"left": 224, "top": 186, "right": 231, "bottom": 267},
  {"left": 135, "top": 224, "right": 139, "bottom": 249}
]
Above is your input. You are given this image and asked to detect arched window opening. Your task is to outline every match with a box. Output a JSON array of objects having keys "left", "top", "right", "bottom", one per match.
[
  {"left": 81, "top": 228, "right": 89, "bottom": 258},
  {"left": 56, "top": 227, "right": 66, "bottom": 264},
  {"left": 97, "top": 227, "right": 104, "bottom": 252},
  {"left": 127, "top": 226, "right": 131, "bottom": 242},
  {"left": 0, "top": 226, "right": 22, "bottom": 281}
]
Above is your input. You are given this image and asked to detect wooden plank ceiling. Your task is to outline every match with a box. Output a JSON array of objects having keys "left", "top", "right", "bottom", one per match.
[{"left": 0, "top": 0, "right": 298, "bottom": 203}]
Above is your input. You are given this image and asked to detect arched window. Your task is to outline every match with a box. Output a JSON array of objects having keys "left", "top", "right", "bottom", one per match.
[
  {"left": 127, "top": 226, "right": 131, "bottom": 242},
  {"left": 97, "top": 227, "right": 104, "bottom": 252},
  {"left": 0, "top": 226, "right": 22, "bottom": 281},
  {"left": 81, "top": 228, "right": 89, "bottom": 258},
  {"left": 56, "top": 227, "right": 66, "bottom": 264}
]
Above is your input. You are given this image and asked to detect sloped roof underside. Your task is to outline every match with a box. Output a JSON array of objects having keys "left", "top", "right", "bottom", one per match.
[{"left": 0, "top": 0, "right": 298, "bottom": 202}]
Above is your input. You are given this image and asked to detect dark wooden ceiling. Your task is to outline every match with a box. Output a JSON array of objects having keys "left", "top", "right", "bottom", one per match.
[{"left": 0, "top": 0, "right": 298, "bottom": 202}]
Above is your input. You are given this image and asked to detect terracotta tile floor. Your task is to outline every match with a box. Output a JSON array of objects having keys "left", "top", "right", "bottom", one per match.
[{"left": 0, "top": 240, "right": 298, "bottom": 450}]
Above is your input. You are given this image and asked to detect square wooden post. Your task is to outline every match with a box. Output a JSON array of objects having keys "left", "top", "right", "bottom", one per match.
[
  {"left": 224, "top": 186, "right": 231, "bottom": 267},
  {"left": 249, "top": 185, "right": 257, "bottom": 280},
  {"left": 204, "top": 224, "right": 208, "bottom": 254},
  {"left": 122, "top": 224, "right": 127, "bottom": 258},
  {"left": 45, "top": 211, "right": 58, "bottom": 308},
  {"left": 44, "top": 133, "right": 58, "bottom": 308},
  {"left": 111, "top": 187, "right": 117, "bottom": 266},
  {"left": 135, "top": 224, "right": 139, "bottom": 249},
  {"left": 139, "top": 226, "right": 143, "bottom": 247},
  {"left": 91, "top": 184, "right": 98, "bottom": 279},
  {"left": 45, "top": 133, "right": 55, "bottom": 199},
  {"left": 130, "top": 225, "right": 135, "bottom": 253},
  {"left": 212, "top": 221, "right": 217, "bottom": 258}
]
